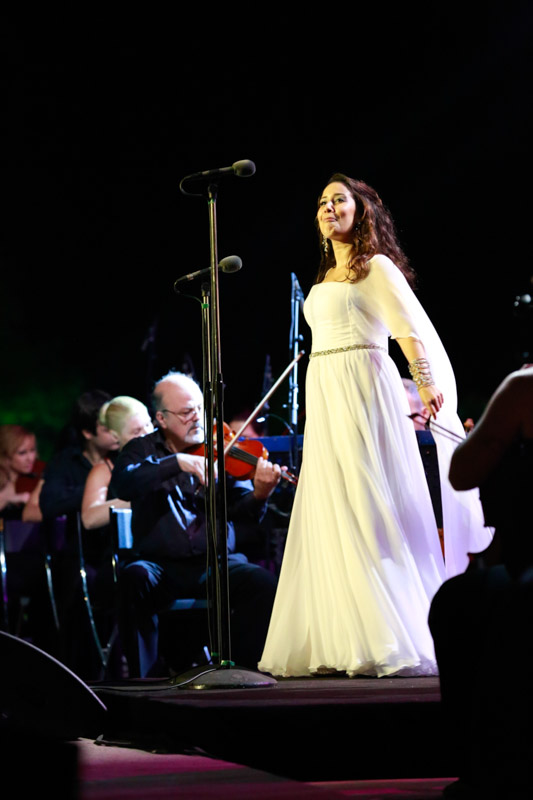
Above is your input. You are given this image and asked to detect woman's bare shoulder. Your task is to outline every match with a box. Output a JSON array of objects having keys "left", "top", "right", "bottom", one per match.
[{"left": 87, "top": 461, "right": 112, "bottom": 482}]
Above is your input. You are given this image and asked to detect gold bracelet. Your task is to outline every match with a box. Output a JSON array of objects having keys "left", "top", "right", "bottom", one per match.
[{"left": 408, "top": 357, "right": 435, "bottom": 389}]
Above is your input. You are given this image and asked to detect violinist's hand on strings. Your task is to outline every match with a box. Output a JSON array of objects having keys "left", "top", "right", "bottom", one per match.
[
  {"left": 176, "top": 453, "right": 216, "bottom": 485},
  {"left": 419, "top": 384, "right": 444, "bottom": 420},
  {"left": 253, "top": 457, "right": 283, "bottom": 501}
]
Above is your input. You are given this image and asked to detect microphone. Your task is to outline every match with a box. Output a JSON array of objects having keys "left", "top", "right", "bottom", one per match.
[
  {"left": 180, "top": 160, "right": 256, "bottom": 191},
  {"left": 174, "top": 256, "right": 242, "bottom": 291},
  {"left": 291, "top": 272, "right": 305, "bottom": 312}
]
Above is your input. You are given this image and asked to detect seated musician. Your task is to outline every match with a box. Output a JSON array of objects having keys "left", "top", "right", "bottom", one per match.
[
  {"left": 36, "top": 389, "right": 119, "bottom": 676},
  {"left": 110, "top": 371, "right": 281, "bottom": 678},
  {"left": 0, "top": 424, "right": 49, "bottom": 649},
  {"left": 0, "top": 424, "right": 45, "bottom": 520},
  {"left": 81, "top": 395, "right": 154, "bottom": 531},
  {"left": 429, "top": 365, "right": 533, "bottom": 798}
]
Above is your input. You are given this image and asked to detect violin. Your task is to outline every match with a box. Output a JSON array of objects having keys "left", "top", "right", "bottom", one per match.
[
  {"left": 187, "top": 352, "right": 304, "bottom": 487},
  {"left": 189, "top": 421, "right": 298, "bottom": 486}
]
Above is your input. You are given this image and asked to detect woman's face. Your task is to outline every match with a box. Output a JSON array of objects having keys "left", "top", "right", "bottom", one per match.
[
  {"left": 11, "top": 436, "right": 37, "bottom": 475},
  {"left": 317, "top": 181, "right": 357, "bottom": 243},
  {"left": 118, "top": 411, "right": 154, "bottom": 448}
]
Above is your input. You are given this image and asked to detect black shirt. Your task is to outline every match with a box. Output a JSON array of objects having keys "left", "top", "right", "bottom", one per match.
[
  {"left": 39, "top": 446, "right": 93, "bottom": 520},
  {"left": 110, "top": 428, "right": 268, "bottom": 560}
]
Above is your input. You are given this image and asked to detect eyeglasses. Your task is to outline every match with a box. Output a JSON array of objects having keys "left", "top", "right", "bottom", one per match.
[{"left": 162, "top": 405, "right": 203, "bottom": 423}]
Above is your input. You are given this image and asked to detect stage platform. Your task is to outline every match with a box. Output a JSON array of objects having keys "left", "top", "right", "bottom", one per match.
[{"left": 92, "top": 673, "right": 453, "bottom": 783}]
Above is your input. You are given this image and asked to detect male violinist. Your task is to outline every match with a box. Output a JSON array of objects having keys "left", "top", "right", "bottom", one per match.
[{"left": 110, "top": 371, "right": 281, "bottom": 678}]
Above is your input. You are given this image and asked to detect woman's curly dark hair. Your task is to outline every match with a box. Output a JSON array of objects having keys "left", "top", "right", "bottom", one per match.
[{"left": 315, "top": 174, "right": 415, "bottom": 287}]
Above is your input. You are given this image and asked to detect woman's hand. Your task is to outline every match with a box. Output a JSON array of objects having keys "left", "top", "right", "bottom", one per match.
[{"left": 418, "top": 385, "right": 443, "bottom": 419}]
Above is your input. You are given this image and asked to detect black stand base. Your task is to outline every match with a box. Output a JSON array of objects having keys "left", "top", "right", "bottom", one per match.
[
  {"left": 170, "top": 664, "right": 277, "bottom": 690},
  {"left": 91, "top": 665, "right": 277, "bottom": 692}
]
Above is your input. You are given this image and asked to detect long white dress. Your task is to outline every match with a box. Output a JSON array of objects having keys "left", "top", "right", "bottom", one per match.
[{"left": 258, "top": 254, "right": 492, "bottom": 678}]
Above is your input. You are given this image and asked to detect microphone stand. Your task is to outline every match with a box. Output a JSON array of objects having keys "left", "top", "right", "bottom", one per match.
[
  {"left": 288, "top": 273, "right": 304, "bottom": 472},
  {"left": 172, "top": 178, "right": 276, "bottom": 690}
]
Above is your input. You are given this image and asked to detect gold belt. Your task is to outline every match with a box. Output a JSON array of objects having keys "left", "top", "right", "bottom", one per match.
[{"left": 309, "top": 343, "right": 386, "bottom": 358}]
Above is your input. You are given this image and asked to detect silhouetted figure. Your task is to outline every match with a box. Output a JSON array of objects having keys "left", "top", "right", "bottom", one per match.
[{"left": 430, "top": 366, "right": 533, "bottom": 798}]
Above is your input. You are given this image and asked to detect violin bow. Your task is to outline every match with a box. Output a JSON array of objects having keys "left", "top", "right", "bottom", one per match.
[
  {"left": 408, "top": 413, "right": 465, "bottom": 444},
  {"left": 224, "top": 351, "right": 305, "bottom": 456}
]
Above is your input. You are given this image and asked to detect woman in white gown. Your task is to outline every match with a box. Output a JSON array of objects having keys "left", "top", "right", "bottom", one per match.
[{"left": 258, "top": 174, "right": 492, "bottom": 678}]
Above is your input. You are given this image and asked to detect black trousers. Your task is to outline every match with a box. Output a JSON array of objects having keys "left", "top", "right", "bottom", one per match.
[{"left": 119, "top": 553, "right": 277, "bottom": 677}]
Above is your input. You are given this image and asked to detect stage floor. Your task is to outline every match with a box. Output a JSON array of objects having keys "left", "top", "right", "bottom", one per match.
[{"left": 92, "top": 673, "right": 451, "bottom": 782}]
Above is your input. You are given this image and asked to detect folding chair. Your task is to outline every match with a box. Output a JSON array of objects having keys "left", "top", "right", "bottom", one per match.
[
  {"left": 0, "top": 518, "right": 60, "bottom": 645},
  {"left": 110, "top": 507, "right": 209, "bottom": 676}
]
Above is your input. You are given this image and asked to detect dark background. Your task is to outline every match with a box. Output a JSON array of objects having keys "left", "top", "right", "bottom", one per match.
[{"left": 2, "top": 8, "right": 532, "bottom": 457}]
